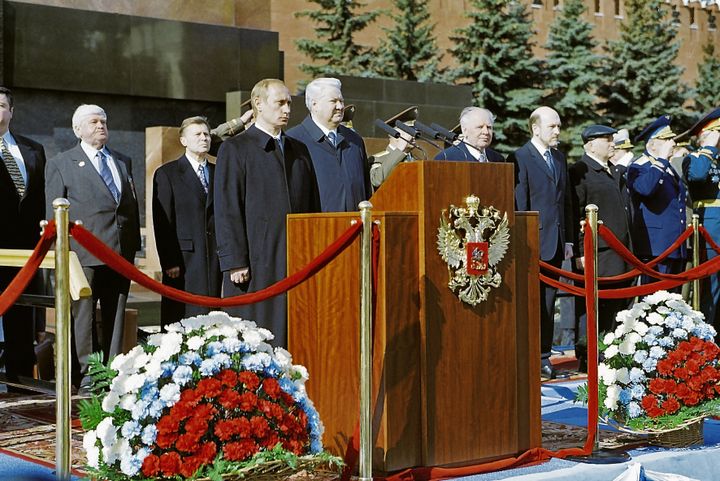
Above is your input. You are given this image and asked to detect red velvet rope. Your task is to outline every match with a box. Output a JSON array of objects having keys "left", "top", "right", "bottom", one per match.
[
  {"left": 0, "top": 221, "right": 56, "bottom": 317},
  {"left": 69, "top": 221, "right": 362, "bottom": 307},
  {"left": 539, "top": 226, "right": 693, "bottom": 283},
  {"left": 700, "top": 226, "right": 720, "bottom": 255}
]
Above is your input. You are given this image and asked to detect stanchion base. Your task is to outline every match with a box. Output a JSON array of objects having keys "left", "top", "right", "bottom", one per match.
[{"left": 566, "top": 448, "right": 631, "bottom": 464}]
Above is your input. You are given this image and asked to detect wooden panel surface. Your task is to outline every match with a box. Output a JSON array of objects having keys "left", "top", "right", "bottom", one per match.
[{"left": 287, "top": 212, "right": 422, "bottom": 471}]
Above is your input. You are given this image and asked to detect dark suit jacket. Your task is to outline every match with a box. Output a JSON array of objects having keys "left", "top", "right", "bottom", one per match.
[
  {"left": 569, "top": 154, "right": 632, "bottom": 277},
  {"left": 45, "top": 143, "right": 141, "bottom": 265},
  {"left": 286, "top": 116, "right": 369, "bottom": 212},
  {"left": 152, "top": 155, "right": 221, "bottom": 323},
  {"left": 434, "top": 143, "right": 505, "bottom": 162},
  {"left": 510, "top": 141, "right": 573, "bottom": 262},
  {"left": 0, "top": 133, "right": 46, "bottom": 252},
  {"left": 214, "top": 125, "right": 321, "bottom": 346}
]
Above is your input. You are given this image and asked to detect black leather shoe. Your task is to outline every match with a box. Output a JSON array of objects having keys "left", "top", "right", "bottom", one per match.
[{"left": 541, "top": 363, "right": 556, "bottom": 380}]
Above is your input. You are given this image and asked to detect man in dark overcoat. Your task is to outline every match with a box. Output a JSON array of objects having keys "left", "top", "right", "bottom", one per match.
[
  {"left": 434, "top": 107, "right": 505, "bottom": 162},
  {"left": 45, "top": 104, "right": 141, "bottom": 391},
  {"left": 510, "top": 106, "right": 574, "bottom": 378},
  {"left": 569, "top": 124, "right": 633, "bottom": 334},
  {"left": 0, "top": 87, "right": 46, "bottom": 387},
  {"left": 286, "top": 77, "right": 369, "bottom": 212},
  {"left": 152, "top": 116, "right": 221, "bottom": 328},
  {"left": 214, "top": 79, "right": 320, "bottom": 348}
]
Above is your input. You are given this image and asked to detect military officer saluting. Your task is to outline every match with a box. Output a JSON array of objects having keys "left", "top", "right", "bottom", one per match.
[
  {"left": 627, "top": 115, "right": 687, "bottom": 283},
  {"left": 681, "top": 107, "right": 720, "bottom": 335},
  {"left": 369, "top": 106, "right": 419, "bottom": 189}
]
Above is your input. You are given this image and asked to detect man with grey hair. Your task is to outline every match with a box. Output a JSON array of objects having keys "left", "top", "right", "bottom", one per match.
[
  {"left": 434, "top": 107, "right": 505, "bottom": 162},
  {"left": 45, "top": 104, "right": 140, "bottom": 393},
  {"left": 287, "top": 77, "right": 369, "bottom": 212}
]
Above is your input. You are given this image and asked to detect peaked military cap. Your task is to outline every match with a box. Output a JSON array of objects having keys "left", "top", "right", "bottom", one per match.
[
  {"left": 613, "top": 128, "right": 633, "bottom": 150},
  {"left": 581, "top": 124, "right": 617, "bottom": 143},
  {"left": 384, "top": 106, "right": 418, "bottom": 127},
  {"left": 451, "top": 123, "right": 461, "bottom": 136},
  {"left": 634, "top": 115, "right": 676, "bottom": 144},
  {"left": 675, "top": 107, "right": 720, "bottom": 141},
  {"left": 343, "top": 104, "right": 356, "bottom": 123}
]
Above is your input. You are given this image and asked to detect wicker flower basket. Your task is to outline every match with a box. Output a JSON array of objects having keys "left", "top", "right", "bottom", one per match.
[
  {"left": 648, "top": 417, "right": 705, "bottom": 448},
  {"left": 195, "top": 458, "right": 341, "bottom": 481}
]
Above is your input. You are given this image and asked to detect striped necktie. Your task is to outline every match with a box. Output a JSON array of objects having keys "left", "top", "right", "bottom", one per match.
[
  {"left": 327, "top": 131, "right": 337, "bottom": 147},
  {"left": 97, "top": 150, "right": 120, "bottom": 203},
  {"left": 197, "top": 163, "right": 209, "bottom": 194},
  {"left": 544, "top": 150, "right": 557, "bottom": 183},
  {"left": 2, "top": 139, "right": 25, "bottom": 197}
]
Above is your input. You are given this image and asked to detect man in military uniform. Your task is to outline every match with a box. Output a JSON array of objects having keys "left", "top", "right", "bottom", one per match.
[
  {"left": 627, "top": 115, "right": 687, "bottom": 284},
  {"left": 681, "top": 107, "right": 720, "bottom": 335},
  {"left": 369, "top": 106, "right": 419, "bottom": 189},
  {"left": 610, "top": 128, "right": 634, "bottom": 167}
]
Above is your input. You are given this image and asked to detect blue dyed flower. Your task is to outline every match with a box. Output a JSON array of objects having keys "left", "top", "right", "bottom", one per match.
[
  {"left": 172, "top": 365, "right": 193, "bottom": 386},
  {"left": 141, "top": 425, "right": 157, "bottom": 445},
  {"left": 630, "top": 384, "right": 645, "bottom": 399},
  {"left": 633, "top": 350, "right": 648, "bottom": 364},
  {"left": 658, "top": 336, "right": 674, "bottom": 348},
  {"left": 642, "top": 357, "right": 658, "bottom": 372},
  {"left": 200, "top": 357, "right": 221, "bottom": 376},
  {"left": 179, "top": 352, "right": 202, "bottom": 366},
  {"left": 627, "top": 402, "right": 642, "bottom": 418},
  {"left": 211, "top": 353, "right": 232, "bottom": 369},
  {"left": 121, "top": 420, "right": 141, "bottom": 439},
  {"left": 671, "top": 328, "right": 687, "bottom": 339},
  {"left": 649, "top": 346, "right": 665, "bottom": 359},
  {"left": 160, "top": 361, "right": 176, "bottom": 378},
  {"left": 618, "top": 389, "right": 632, "bottom": 405},
  {"left": 205, "top": 341, "right": 224, "bottom": 357}
]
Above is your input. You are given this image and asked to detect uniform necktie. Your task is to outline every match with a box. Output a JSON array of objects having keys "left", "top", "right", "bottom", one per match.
[
  {"left": 197, "top": 163, "right": 209, "bottom": 194},
  {"left": 544, "top": 150, "right": 557, "bottom": 182},
  {"left": 327, "top": 131, "right": 337, "bottom": 147},
  {"left": 97, "top": 150, "right": 120, "bottom": 203},
  {"left": 2, "top": 139, "right": 25, "bottom": 197}
]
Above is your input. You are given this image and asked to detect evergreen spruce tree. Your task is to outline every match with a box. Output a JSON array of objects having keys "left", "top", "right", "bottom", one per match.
[
  {"left": 295, "top": 0, "right": 381, "bottom": 78},
  {"left": 544, "top": 0, "right": 604, "bottom": 159},
  {"left": 371, "top": 0, "right": 446, "bottom": 82},
  {"left": 695, "top": 41, "right": 720, "bottom": 113},
  {"left": 449, "top": 0, "right": 544, "bottom": 153},
  {"left": 597, "top": 0, "right": 689, "bottom": 134}
]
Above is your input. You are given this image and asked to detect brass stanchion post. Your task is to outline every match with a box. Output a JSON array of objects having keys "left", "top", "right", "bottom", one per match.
[
  {"left": 358, "top": 201, "right": 373, "bottom": 481},
  {"left": 54, "top": 198, "right": 72, "bottom": 481},
  {"left": 692, "top": 214, "right": 700, "bottom": 311}
]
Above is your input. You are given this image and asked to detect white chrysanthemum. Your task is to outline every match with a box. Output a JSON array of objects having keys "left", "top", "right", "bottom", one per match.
[
  {"left": 96, "top": 417, "right": 117, "bottom": 448},
  {"left": 144, "top": 360, "right": 163, "bottom": 379},
  {"left": 633, "top": 321, "right": 649, "bottom": 336},
  {"left": 605, "top": 344, "right": 619, "bottom": 359},
  {"left": 102, "top": 390, "right": 121, "bottom": 413},
  {"left": 258, "top": 328, "right": 274, "bottom": 340},
  {"left": 160, "top": 383, "right": 181, "bottom": 404},
  {"left": 290, "top": 364, "right": 309, "bottom": 383},
  {"left": 605, "top": 385, "right": 621, "bottom": 410},
  {"left": 274, "top": 347, "right": 293, "bottom": 370},
  {"left": 146, "top": 332, "right": 165, "bottom": 347},
  {"left": 618, "top": 339, "right": 637, "bottom": 355},
  {"left": 614, "top": 325, "right": 625, "bottom": 338},
  {"left": 132, "top": 352, "right": 150, "bottom": 370},
  {"left": 243, "top": 329, "right": 265, "bottom": 348},
  {"left": 186, "top": 335, "right": 204, "bottom": 351},
  {"left": 599, "top": 364, "right": 617, "bottom": 386},
  {"left": 616, "top": 367, "right": 630, "bottom": 384},
  {"left": 646, "top": 312, "right": 664, "bottom": 325},
  {"left": 119, "top": 393, "right": 136, "bottom": 411},
  {"left": 83, "top": 430, "right": 100, "bottom": 468},
  {"left": 165, "top": 322, "right": 185, "bottom": 333},
  {"left": 153, "top": 332, "right": 183, "bottom": 362}
]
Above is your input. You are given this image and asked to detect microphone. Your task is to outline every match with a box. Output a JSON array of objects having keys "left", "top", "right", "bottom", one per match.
[
  {"left": 431, "top": 123, "right": 459, "bottom": 143},
  {"left": 415, "top": 121, "right": 442, "bottom": 140},
  {"left": 394, "top": 121, "right": 421, "bottom": 139},
  {"left": 374, "top": 119, "right": 400, "bottom": 138}
]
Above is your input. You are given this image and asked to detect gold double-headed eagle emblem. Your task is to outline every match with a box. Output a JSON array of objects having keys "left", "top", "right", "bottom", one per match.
[{"left": 437, "top": 195, "right": 510, "bottom": 306}]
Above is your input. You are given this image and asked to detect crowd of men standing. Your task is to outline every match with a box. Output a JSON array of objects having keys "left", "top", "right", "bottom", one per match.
[{"left": 1, "top": 76, "right": 719, "bottom": 390}]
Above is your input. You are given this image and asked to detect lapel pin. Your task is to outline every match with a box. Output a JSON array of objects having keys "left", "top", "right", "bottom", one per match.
[{"left": 78, "top": 161, "right": 85, "bottom": 167}]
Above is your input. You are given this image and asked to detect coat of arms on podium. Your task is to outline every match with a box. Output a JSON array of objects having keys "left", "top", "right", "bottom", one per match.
[{"left": 437, "top": 195, "right": 509, "bottom": 306}]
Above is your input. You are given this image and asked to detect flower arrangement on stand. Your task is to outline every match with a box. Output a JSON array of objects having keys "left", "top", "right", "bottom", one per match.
[
  {"left": 578, "top": 291, "right": 720, "bottom": 441},
  {"left": 79, "top": 311, "right": 342, "bottom": 480}
]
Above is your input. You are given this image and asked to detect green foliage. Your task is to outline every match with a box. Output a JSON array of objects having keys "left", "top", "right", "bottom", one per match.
[
  {"left": 295, "top": 0, "right": 381, "bottom": 79},
  {"left": 597, "top": 0, "right": 690, "bottom": 133},
  {"left": 87, "top": 351, "right": 117, "bottom": 394},
  {"left": 449, "top": 0, "right": 544, "bottom": 153},
  {"left": 544, "top": 0, "right": 604, "bottom": 158},
  {"left": 371, "top": 0, "right": 448, "bottom": 82},
  {"left": 695, "top": 41, "right": 720, "bottom": 113},
  {"left": 78, "top": 397, "right": 106, "bottom": 430}
]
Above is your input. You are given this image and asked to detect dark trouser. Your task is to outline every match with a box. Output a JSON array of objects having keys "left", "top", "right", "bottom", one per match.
[
  {"left": 1, "top": 269, "right": 39, "bottom": 383},
  {"left": 640, "top": 258, "right": 684, "bottom": 293},
  {"left": 71, "top": 265, "right": 129, "bottom": 387},
  {"left": 701, "top": 247, "right": 720, "bottom": 342},
  {"left": 541, "top": 250, "right": 564, "bottom": 357}
]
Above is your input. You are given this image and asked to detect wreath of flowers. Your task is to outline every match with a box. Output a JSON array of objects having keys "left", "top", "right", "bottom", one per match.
[
  {"left": 587, "top": 291, "right": 720, "bottom": 431},
  {"left": 79, "top": 311, "right": 340, "bottom": 480}
]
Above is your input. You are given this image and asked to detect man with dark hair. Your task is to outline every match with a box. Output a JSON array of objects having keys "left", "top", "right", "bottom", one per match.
[
  {"left": 510, "top": 106, "right": 574, "bottom": 378},
  {"left": 214, "top": 79, "right": 320, "bottom": 347},
  {"left": 0, "top": 87, "right": 46, "bottom": 389},
  {"left": 152, "top": 116, "right": 221, "bottom": 328},
  {"left": 45, "top": 104, "right": 140, "bottom": 391},
  {"left": 286, "top": 77, "right": 369, "bottom": 212}
]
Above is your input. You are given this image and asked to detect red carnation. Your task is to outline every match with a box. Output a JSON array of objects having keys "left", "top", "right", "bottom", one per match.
[
  {"left": 159, "top": 451, "right": 182, "bottom": 477},
  {"left": 169, "top": 400, "right": 194, "bottom": 421},
  {"left": 262, "top": 378, "right": 282, "bottom": 399},
  {"left": 196, "top": 378, "right": 223, "bottom": 399},
  {"left": 219, "top": 389, "right": 243, "bottom": 410},
  {"left": 179, "top": 455, "right": 203, "bottom": 478},
  {"left": 223, "top": 439, "right": 259, "bottom": 462},
  {"left": 141, "top": 453, "right": 160, "bottom": 477},
  {"left": 686, "top": 358, "right": 702, "bottom": 376},
  {"left": 690, "top": 336, "right": 704, "bottom": 351},
  {"left": 688, "top": 376, "right": 704, "bottom": 392},
  {"left": 673, "top": 367, "right": 689, "bottom": 381},
  {"left": 260, "top": 432, "right": 281, "bottom": 449},
  {"left": 648, "top": 378, "right": 665, "bottom": 395},
  {"left": 214, "top": 419, "right": 236, "bottom": 442},
  {"left": 218, "top": 369, "right": 239, "bottom": 387},
  {"left": 250, "top": 416, "right": 270, "bottom": 438},
  {"left": 179, "top": 388, "right": 203, "bottom": 407},
  {"left": 156, "top": 416, "right": 180, "bottom": 435},
  {"left": 176, "top": 432, "right": 200, "bottom": 454},
  {"left": 185, "top": 416, "right": 210, "bottom": 439},
  {"left": 661, "top": 396, "right": 681, "bottom": 415},
  {"left": 641, "top": 394, "right": 658, "bottom": 411},
  {"left": 675, "top": 383, "right": 691, "bottom": 400},
  {"left": 238, "top": 371, "right": 261, "bottom": 391},
  {"left": 238, "top": 392, "right": 258, "bottom": 411},
  {"left": 197, "top": 441, "right": 218, "bottom": 464},
  {"left": 281, "top": 391, "right": 296, "bottom": 406},
  {"left": 656, "top": 359, "right": 673, "bottom": 376},
  {"left": 685, "top": 390, "right": 702, "bottom": 406},
  {"left": 193, "top": 403, "right": 217, "bottom": 423},
  {"left": 156, "top": 431, "right": 179, "bottom": 449}
]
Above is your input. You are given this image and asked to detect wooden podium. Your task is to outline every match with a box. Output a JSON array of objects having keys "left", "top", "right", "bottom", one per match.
[{"left": 287, "top": 162, "right": 540, "bottom": 472}]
